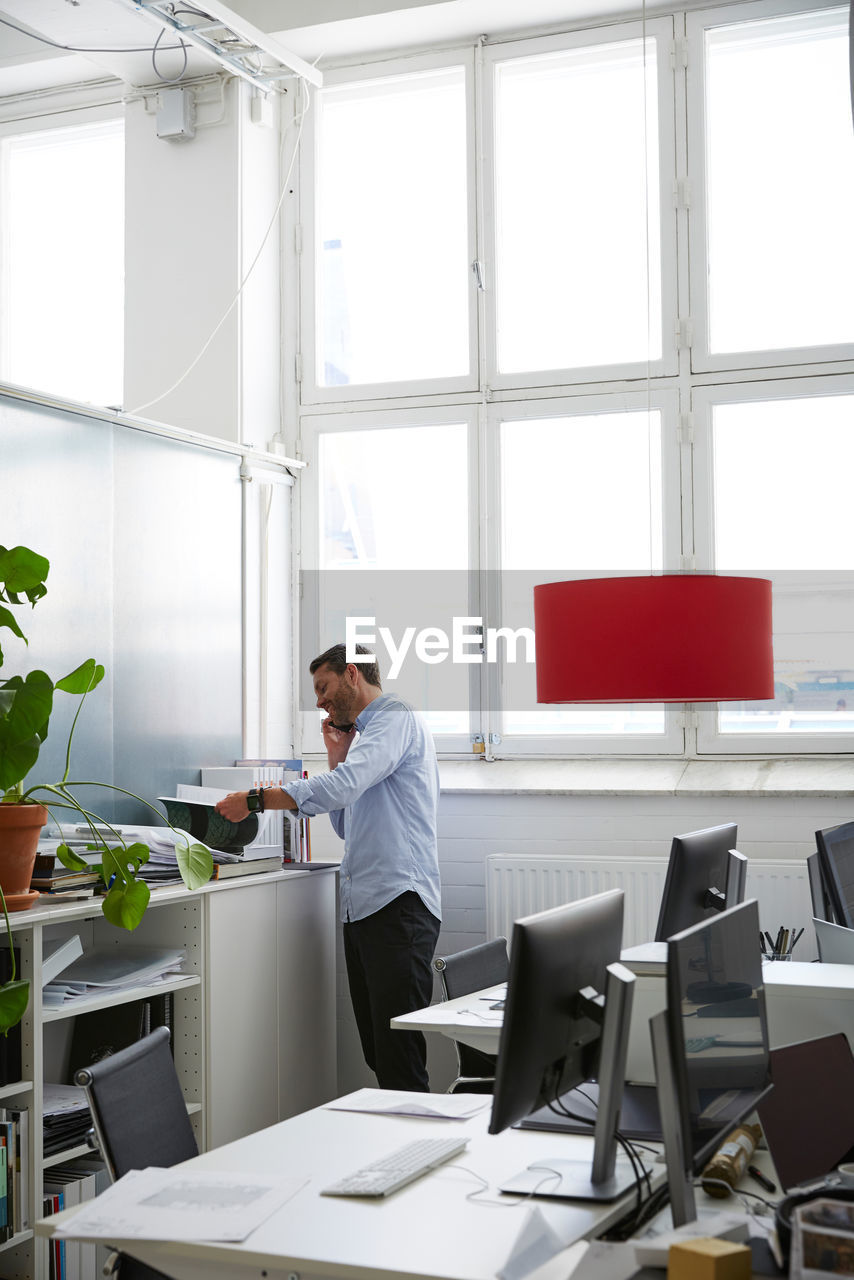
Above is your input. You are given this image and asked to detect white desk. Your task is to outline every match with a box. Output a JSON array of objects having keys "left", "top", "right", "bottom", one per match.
[
  {"left": 395, "top": 956, "right": 854, "bottom": 1086},
  {"left": 36, "top": 1094, "right": 660, "bottom": 1280},
  {"left": 392, "top": 982, "right": 507, "bottom": 1055}
]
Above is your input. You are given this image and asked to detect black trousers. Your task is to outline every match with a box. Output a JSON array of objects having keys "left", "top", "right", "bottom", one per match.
[{"left": 343, "top": 891, "right": 441, "bottom": 1092}]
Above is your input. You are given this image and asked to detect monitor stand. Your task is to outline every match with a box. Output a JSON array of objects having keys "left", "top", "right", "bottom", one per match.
[
  {"left": 649, "top": 1008, "right": 696, "bottom": 1227},
  {"left": 500, "top": 962, "right": 646, "bottom": 1201}
]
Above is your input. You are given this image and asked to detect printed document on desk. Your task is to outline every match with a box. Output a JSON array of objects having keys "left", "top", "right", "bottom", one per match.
[
  {"left": 326, "top": 1087, "right": 491, "bottom": 1119},
  {"left": 52, "top": 1166, "right": 307, "bottom": 1242}
]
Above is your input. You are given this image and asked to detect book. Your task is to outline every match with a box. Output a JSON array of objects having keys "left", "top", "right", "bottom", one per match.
[
  {"left": 44, "top": 1164, "right": 98, "bottom": 1279},
  {"left": 0, "top": 1115, "right": 14, "bottom": 1242},
  {"left": 42, "top": 936, "right": 84, "bottom": 988},
  {"left": 32, "top": 852, "right": 100, "bottom": 881},
  {"left": 6, "top": 1107, "right": 28, "bottom": 1232},
  {"left": 44, "top": 1170, "right": 85, "bottom": 1280},
  {"left": 211, "top": 855, "right": 283, "bottom": 880},
  {"left": 158, "top": 796, "right": 259, "bottom": 854},
  {"left": 0, "top": 1141, "right": 7, "bottom": 1240},
  {"left": 31, "top": 869, "right": 102, "bottom": 891}
]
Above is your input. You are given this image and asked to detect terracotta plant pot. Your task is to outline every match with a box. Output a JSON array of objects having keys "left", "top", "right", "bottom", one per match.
[{"left": 0, "top": 803, "right": 47, "bottom": 911}]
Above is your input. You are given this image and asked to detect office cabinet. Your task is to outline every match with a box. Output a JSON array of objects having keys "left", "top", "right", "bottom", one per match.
[{"left": 0, "top": 867, "right": 337, "bottom": 1280}]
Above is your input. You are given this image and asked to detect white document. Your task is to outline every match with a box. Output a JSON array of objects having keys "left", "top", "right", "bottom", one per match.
[
  {"left": 53, "top": 1166, "right": 307, "bottom": 1243},
  {"left": 59, "top": 947, "right": 185, "bottom": 988},
  {"left": 43, "top": 1085, "right": 90, "bottom": 1118},
  {"left": 325, "top": 1087, "right": 491, "bottom": 1119}
]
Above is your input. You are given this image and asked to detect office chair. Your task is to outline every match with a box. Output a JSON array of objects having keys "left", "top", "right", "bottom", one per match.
[
  {"left": 433, "top": 937, "right": 509, "bottom": 1093},
  {"left": 75, "top": 1025, "right": 199, "bottom": 1280}
]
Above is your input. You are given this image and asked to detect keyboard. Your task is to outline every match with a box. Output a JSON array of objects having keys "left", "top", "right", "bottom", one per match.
[{"left": 320, "top": 1136, "right": 468, "bottom": 1197}]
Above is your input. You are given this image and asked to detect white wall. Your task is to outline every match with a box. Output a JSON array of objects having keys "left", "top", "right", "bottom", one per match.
[{"left": 123, "top": 77, "right": 282, "bottom": 445}]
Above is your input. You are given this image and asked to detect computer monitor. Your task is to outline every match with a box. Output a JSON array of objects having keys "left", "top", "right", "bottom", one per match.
[
  {"left": 807, "top": 851, "right": 839, "bottom": 925},
  {"left": 814, "top": 916, "right": 854, "bottom": 964},
  {"left": 815, "top": 821, "right": 854, "bottom": 927},
  {"left": 654, "top": 823, "right": 746, "bottom": 942},
  {"left": 650, "top": 898, "right": 773, "bottom": 1226},
  {"left": 488, "top": 888, "right": 640, "bottom": 1201}
]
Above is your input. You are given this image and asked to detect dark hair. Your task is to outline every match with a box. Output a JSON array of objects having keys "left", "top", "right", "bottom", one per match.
[{"left": 310, "top": 643, "right": 382, "bottom": 689}]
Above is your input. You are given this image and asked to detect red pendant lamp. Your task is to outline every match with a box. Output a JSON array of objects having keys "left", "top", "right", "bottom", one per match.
[{"left": 533, "top": 575, "right": 774, "bottom": 704}]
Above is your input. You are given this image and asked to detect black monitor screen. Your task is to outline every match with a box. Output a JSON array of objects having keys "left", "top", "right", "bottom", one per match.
[
  {"left": 816, "top": 821, "right": 854, "bottom": 928},
  {"left": 655, "top": 823, "right": 739, "bottom": 941},
  {"left": 666, "top": 898, "right": 772, "bottom": 1173},
  {"left": 489, "top": 889, "right": 623, "bottom": 1136}
]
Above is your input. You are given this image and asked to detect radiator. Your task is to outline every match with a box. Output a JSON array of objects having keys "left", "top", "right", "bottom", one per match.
[{"left": 485, "top": 854, "right": 817, "bottom": 959}]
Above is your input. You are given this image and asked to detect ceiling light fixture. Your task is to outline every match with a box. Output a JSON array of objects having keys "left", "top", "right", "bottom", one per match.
[{"left": 124, "top": 0, "right": 322, "bottom": 89}]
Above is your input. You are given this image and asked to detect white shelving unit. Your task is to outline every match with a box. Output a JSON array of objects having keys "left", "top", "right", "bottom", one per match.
[{"left": 0, "top": 866, "right": 338, "bottom": 1280}]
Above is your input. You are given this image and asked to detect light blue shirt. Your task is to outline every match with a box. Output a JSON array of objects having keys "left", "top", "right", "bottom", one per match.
[{"left": 283, "top": 693, "right": 441, "bottom": 924}]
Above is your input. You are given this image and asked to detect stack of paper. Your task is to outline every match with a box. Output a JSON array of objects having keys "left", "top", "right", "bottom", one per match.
[
  {"left": 42, "top": 1086, "right": 91, "bottom": 1156},
  {"left": 43, "top": 947, "right": 186, "bottom": 1007},
  {"left": 132, "top": 825, "right": 238, "bottom": 882}
]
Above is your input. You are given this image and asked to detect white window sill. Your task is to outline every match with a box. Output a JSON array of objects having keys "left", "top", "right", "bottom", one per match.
[{"left": 436, "top": 756, "right": 854, "bottom": 797}]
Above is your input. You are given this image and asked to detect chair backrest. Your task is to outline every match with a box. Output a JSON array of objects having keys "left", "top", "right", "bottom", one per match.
[
  {"left": 75, "top": 1026, "right": 198, "bottom": 1181},
  {"left": 434, "top": 937, "right": 509, "bottom": 1001}
]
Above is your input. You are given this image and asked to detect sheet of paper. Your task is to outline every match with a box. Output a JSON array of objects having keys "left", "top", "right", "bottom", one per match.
[
  {"left": 325, "top": 1087, "right": 491, "bottom": 1119},
  {"left": 43, "top": 1084, "right": 90, "bottom": 1117},
  {"left": 497, "top": 1206, "right": 568, "bottom": 1280},
  {"left": 60, "top": 947, "right": 185, "bottom": 987},
  {"left": 53, "top": 1166, "right": 307, "bottom": 1243}
]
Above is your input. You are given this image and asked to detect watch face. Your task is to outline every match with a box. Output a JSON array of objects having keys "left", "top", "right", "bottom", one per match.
[{"left": 247, "top": 791, "right": 262, "bottom": 812}]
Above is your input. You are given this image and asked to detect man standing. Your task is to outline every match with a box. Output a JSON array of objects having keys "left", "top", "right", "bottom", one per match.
[{"left": 216, "top": 644, "right": 441, "bottom": 1092}]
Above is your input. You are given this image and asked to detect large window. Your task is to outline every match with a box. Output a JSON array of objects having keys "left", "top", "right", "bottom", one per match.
[
  {"left": 307, "top": 58, "right": 474, "bottom": 399},
  {"left": 689, "top": 2, "right": 854, "bottom": 368},
  {"left": 297, "top": 0, "right": 854, "bottom": 757},
  {"left": 0, "top": 116, "right": 124, "bottom": 406},
  {"left": 491, "top": 33, "right": 666, "bottom": 379},
  {"left": 693, "top": 376, "right": 854, "bottom": 749}
]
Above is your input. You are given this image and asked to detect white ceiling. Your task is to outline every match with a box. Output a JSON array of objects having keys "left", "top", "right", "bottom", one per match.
[{"left": 0, "top": 0, "right": 636, "bottom": 98}]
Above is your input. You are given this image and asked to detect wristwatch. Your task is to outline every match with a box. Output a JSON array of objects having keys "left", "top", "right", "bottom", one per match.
[{"left": 246, "top": 787, "right": 265, "bottom": 813}]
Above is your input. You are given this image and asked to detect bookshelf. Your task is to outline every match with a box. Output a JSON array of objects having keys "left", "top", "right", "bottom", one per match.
[{"left": 0, "top": 866, "right": 337, "bottom": 1280}]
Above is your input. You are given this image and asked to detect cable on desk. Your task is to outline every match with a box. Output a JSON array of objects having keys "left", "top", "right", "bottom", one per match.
[{"left": 545, "top": 1089, "right": 653, "bottom": 1215}]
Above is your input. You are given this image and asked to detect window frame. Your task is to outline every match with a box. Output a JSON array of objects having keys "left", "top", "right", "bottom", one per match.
[
  {"left": 685, "top": 0, "right": 854, "bottom": 374},
  {"left": 480, "top": 17, "right": 680, "bottom": 392},
  {"left": 293, "top": 0, "right": 854, "bottom": 761},
  {"left": 297, "top": 49, "right": 480, "bottom": 407},
  {"left": 481, "top": 387, "right": 687, "bottom": 756},
  {"left": 296, "top": 403, "right": 482, "bottom": 755},
  {"left": 692, "top": 372, "right": 854, "bottom": 753}
]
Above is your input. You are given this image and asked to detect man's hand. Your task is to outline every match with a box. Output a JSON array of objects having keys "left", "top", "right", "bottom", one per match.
[
  {"left": 215, "top": 791, "right": 250, "bottom": 821},
  {"left": 322, "top": 717, "right": 356, "bottom": 767}
]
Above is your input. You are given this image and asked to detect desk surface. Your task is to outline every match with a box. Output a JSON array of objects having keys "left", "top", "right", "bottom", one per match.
[
  {"left": 37, "top": 1095, "right": 661, "bottom": 1280},
  {"left": 391, "top": 982, "right": 507, "bottom": 1054},
  {"left": 396, "top": 956, "right": 854, "bottom": 1062}
]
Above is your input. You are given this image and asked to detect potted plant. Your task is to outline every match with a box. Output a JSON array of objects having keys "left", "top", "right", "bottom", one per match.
[{"left": 0, "top": 542, "right": 213, "bottom": 1033}]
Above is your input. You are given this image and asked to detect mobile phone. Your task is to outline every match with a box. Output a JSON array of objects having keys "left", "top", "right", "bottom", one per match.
[{"left": 327, "top": 720, "right": 354, "bottom": 733}]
